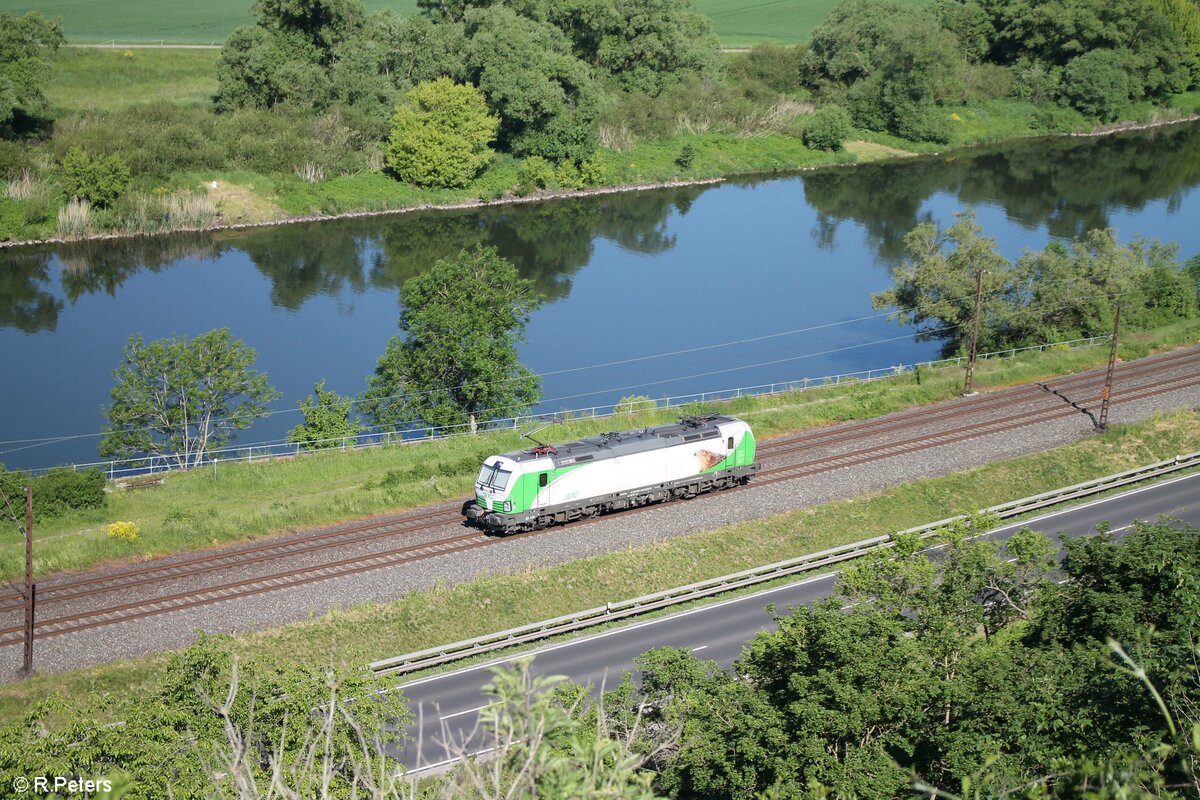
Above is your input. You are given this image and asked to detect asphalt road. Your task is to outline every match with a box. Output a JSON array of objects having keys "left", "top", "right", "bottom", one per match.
[{"left": 394, "top": 470, "right": 1200, "bottom": 772}]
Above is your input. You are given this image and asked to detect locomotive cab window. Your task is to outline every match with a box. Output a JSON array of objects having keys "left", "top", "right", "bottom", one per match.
[
  {"left": 539, "top": 473, "right": 548, "bottom": 487},
  {"left": 477, "top": 462, "right": 512, "bottom": 491},
  {"left": 727, "top": 437, "right": 734, "bottom": 450}
]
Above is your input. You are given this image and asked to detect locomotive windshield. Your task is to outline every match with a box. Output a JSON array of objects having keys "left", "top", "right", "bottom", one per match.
[{"left": 477, "top": 461, "right": 512, "bottom": 491}]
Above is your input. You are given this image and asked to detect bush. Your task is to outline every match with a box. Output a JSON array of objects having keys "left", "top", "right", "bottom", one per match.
[
  {"left": 731, "top": 43, "right": 806, "bottom": 93},
  {"left": 803, "top": 105, "right": 852, "bottom": 151},
  {"left": 1030, "top": 103, "right": 1086, "bottom": 133},
  {"left": 0, "top": 197, "right": 24, "bottom": 241},
  {"left": 675, "top": 142, "right": 697, "bottom": 168},
  {"left": 1061, "top": 49, "right": 1132, "bottom": 121},
  {"left": 516, "top": 155, "right": 556, "bottom": 194},
  {"left": 35, "top": 467, "right": 106, "bottom": 517},
  {"left": 60, "top": 147, "right": 130, "bottom": 207},
  {"left": 0, "top": 465, "right": 106, "bottom": 521},
  {"left": 386, "top": 78, "right": 499, "bottom": 188}
]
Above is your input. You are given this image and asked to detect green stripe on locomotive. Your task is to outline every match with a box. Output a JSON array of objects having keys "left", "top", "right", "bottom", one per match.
[{"left": 701, "top": 428, "right": 756, "bottom": 473}]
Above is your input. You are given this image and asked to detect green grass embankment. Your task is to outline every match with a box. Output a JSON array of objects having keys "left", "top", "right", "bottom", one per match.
[
  {"left": 2, "top": 395, "right": 1197, "bottom": 726},
  {"left": 44, "top": 49, "right": 220, "bottom": 112},
  {"left": 6, "top": 317, "right": 1197, "bottom": 585}
]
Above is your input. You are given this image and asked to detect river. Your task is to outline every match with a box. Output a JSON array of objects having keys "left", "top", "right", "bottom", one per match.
[{"left": 2, "top": 122, "right": 1199, "bottom": 470}]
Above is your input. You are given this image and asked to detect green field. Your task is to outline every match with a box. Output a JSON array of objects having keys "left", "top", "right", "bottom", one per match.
[
  {"left": 44, "top": 48, "right": 220, "bottom": 111},
  {"left": 0, "top": 0, "right": 923, "bottom": 46}
]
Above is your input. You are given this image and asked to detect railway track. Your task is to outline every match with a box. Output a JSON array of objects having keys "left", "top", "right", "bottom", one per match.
[{"left": 1, "top": 348, "right": 1197, "bottom": 646}]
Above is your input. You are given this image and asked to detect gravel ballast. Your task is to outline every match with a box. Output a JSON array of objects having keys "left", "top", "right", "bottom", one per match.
[{"left": 4, "top": 350, "right": 1199, "bottom": 678}]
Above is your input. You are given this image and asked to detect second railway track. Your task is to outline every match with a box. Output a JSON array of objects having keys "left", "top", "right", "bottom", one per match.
[{"left": 4, "top": 348, "right": 1198, "bottom": 645}]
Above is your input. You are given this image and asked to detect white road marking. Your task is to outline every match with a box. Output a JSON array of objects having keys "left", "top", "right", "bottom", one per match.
[
  {"left": 691, "top": 645, "right": 708, "bottom": 652},
  {"left": 396, "top": 471, "right": 1199, "bottom": 693},
  {"left": 439, "top": 703, "right": 493, "bottom": 721}
]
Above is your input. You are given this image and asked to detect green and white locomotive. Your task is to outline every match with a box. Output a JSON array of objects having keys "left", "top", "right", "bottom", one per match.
[{"left": 463, "top": 414, "right": 760, "bottom": 534}]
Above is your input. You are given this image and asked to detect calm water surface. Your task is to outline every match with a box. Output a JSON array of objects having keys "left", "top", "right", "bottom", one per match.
[{"left": 3, "top": 123, "right": 1199, "bottom": 469}]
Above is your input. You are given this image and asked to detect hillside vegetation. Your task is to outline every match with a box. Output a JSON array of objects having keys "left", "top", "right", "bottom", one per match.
[{"left": 1, "top": 0, "right": 1198, "bottom": 243}]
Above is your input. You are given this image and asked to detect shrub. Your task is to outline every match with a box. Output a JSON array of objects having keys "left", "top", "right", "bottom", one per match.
[
  {"left": 386, "top": 78, "right": 499, "bottom": 188},
  {"left": 107, "top": 521, "right": 139, "bottom": 541},
  {"left": 60, "top": 147, "right": 130, "bottom": 207},
  {"left": 732, "top": 43, "right": 806, "bottom": 93},
  {"left": 1061, "top": 49, "right": 1132, "bottom": 121},
  {"left": 516, "top": 155, "right": 555, "bottom": 194},
  {"left": 37, "top": 467, "right": 106, "bottom": 517},
  {"left": 0, "top": 197, "right": 24, "bottom": 241},
  {"left": 803, "top": 105, "right": 852, "bottom": 151},
  {"left": 675, "top": 142, "right": 697, "bottom": 168},
  {"left": 0, "top": 465, "right": 106, "bottom": 521}
]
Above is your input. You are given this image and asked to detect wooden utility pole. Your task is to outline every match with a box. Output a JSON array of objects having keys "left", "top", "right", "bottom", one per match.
[
  {"left": 1097, "top": 303, "right": 1122, "bottom": 432},
  {"left": 963, "top": 267, "right": 985, "bottom": 396},
  {"left": 23, "top": 486, "right": 33, "bottom": 675}
]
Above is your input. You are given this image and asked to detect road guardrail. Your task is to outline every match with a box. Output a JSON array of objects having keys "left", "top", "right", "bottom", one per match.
[{"left": 369, "top": 449, "right": 1200, "bottom": 676}]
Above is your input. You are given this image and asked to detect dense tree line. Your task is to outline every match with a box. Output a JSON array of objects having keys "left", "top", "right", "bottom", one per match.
[
  {"left": 871, "top": 212, "right": 1200, "bottom": 356},
  {"left": 609, "top": 519, "right": 1200, "bottom": 798},
  {"left": 214, "top": 0, "right": 720, "bottom": 170},
  {"left": 789, "top": 0, "right": 1200, "bottom": 141}
]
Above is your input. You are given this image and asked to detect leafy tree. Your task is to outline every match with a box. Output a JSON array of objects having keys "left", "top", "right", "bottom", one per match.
[
  {"left": 100, "top": 328, "right": 281, "bottom": 468},
  {"left": 1060, "top": 49, "right": 1132, "bottom": 120},
  {"left": 0, "top": 633, "right": 409, "bottom": 800},
  {"left": 286, "top": 379, "right": 364, "bottom": 449},
  {"left": 803, "top": 105, "right": 853, "bottom": 151},
  {"left": 870, "top": 210, "right": 1015, "bottom": 355},
  {"left": 464, "top": 5, "right": 599, "bottom": 162},
  {"left": 805, "top": 0, "right": 966, "bottom": 142},
  {"left": 60, "top": 147, "right": 131, "bottom": 207},
  {"left": 250, "top": 0, "right": 365, "bottom": 62},
  {"left": 386, "top": 77, "right": 498, "bottom": 188},
  {"left": 361, "top": 245, "right": 542, "bottom": 433},
  {"left": 586, "top": 0, "right": 721, "bottom": 95},
  {"left": 0, "top": 11, "right": 63, "bottom": 135},
  {"left": 977, "top": 0, "right": 1192, "bottom": 101},
  {"left": 216, "top": 0, "right": 394, "bottom": 114},
  {"left": 1149, "top": 0, "right": 1200, "bottom": 84},
  {"left": 368, "top": 11, "right": 467, "bottom": 88}
]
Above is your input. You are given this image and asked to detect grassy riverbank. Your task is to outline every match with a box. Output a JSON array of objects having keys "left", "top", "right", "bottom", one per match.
[
  {"left": 5, "top": 317, "right": 1197, "bottom": 585},
  {"left": 2, "top": 402, "right": 1197, "bottom": 726},
  {"left": 4, "top": 42, "right": 1198, "bottom": 245}
]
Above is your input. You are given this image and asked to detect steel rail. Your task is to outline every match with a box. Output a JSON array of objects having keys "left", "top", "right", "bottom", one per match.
[
  {"left": 2, "top": 362, "right": 1196, "bottom": 644},
  {"left": 370, "top": 450, "right": 1200, "bottom": 676},
  {"left": 756, "top": 346, "right": 1200, "bottom": 454},
  {"left": 4, "top": 347, "right": 1193, "bottom": 611}
]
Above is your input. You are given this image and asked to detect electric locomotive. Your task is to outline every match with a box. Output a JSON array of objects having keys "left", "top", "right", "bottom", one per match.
[{"left": 463, "top": 414, "right": 760, "bottom": 534}]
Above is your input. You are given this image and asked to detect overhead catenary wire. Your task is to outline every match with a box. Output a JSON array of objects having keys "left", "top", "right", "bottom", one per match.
[{"left": 0, "top": 280, "right": 1154, "bottom": 455}]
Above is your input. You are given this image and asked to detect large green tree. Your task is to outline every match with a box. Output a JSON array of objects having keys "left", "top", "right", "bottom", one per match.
[
  {"left": 871, "top": 213, "right": 1198, "bottom": 356},
  {"left": 100, "top": 328, "right": 281, "bottom": 468},
  {"left": 215, "top": 0, "right": 401, "bottom": 116},
  {"left": 464, "top": 5, "right": 600, "bottom": 162},
  {"left": 870, "top": 210, "right": 1015, "bottom": 355},
  {"left": 360, "top": 245, "right": 543, "bottom": 433},
  {"left": 386, "top": 77, "right": 498, "bottom": 188},
  {"left": 0, "top": 11, "right": 63, "bottom": 135},
  {"left": 805, "top": 0, "right": 966, "bottom": 142}
]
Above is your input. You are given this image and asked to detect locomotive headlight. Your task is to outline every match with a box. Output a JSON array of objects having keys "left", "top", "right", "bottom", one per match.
[{"left": 504, "top": 500, "right": 512, "bottom": 511}]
